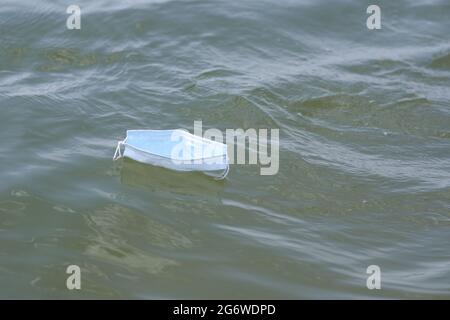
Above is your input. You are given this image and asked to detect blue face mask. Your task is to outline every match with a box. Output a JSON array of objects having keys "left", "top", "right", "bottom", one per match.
[{"left": 113, "top": 130, "right": 229, "bottom": 180}]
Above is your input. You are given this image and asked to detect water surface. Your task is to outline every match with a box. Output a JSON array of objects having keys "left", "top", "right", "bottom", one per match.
[{"left": 0, "top": 0, "right": 449, "bottom": 298}]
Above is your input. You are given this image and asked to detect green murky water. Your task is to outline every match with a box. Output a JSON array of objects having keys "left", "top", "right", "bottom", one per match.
[{"left": 1, "top": 0, "right": 449, "bottom": 299}]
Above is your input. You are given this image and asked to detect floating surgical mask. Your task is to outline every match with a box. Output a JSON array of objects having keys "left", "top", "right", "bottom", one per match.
[{"left": 113, "top": 130, "right": 230, "bottom": 180}]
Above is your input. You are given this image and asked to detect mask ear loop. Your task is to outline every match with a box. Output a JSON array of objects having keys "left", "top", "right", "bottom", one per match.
[
  {"left": 113, "top": 138, "right": 127, "bottom": 161},
  {"left": 214, "top": 163, "right": 230, "bottom": 180}
]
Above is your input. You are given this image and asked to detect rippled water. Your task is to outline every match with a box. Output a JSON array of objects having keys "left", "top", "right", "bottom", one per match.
[{"left": 1, "top": 0, "right": 449, "bottom": 299}]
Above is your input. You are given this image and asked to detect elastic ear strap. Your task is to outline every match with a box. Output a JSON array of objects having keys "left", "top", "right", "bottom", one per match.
[
  {"left": 113, "top": 140, "right": 124, "bottom": 161},
  {"left": 215, "top": 163, "right": 230, "bottom": 180}
]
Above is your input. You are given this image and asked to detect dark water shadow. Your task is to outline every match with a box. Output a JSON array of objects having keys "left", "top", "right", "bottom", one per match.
[{"left": 119, "top": 158, "right": 226, "bottom": 198}]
